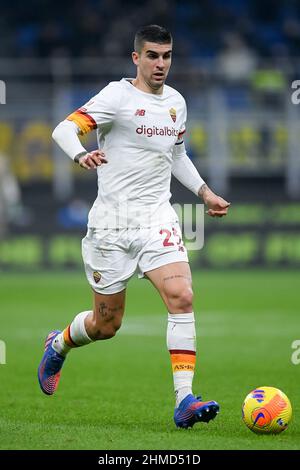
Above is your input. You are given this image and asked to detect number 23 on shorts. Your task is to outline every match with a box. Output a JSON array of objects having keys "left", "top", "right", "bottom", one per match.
[{"left": 159, "top": 226, "right": 185, "bottom": 252}]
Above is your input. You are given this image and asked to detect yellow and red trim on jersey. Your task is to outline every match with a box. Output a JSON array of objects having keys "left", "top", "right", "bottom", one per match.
[
  {"left": 67, "top": 110, "right": 97, "bottom": 135},
  {"left": 175, "top": 129, "right": 186, "bottom": 146}
]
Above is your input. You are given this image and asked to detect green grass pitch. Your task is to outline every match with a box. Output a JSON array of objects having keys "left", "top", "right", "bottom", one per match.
[{"left": 0, "top": 270, "right": 299, "bottom": 450}]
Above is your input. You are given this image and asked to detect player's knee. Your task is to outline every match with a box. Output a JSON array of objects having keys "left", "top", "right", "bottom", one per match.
[
  {"left": 90, "top": 318, "right": 122, "bottom": 340},
  {"left": 91, "top": 326, "right": 116, "bottom": 340},
  {"left": 177, "top": 287, "right": 193, "bottom": 311},
  {"left": 167, "top": 287, "right": 193, "bottom": 312},
  {"left": 99, "top": 326, "right": 117, "bottom": 340},
  {"left": 112, "top": 317, "right": 122, "bottom": 334}
]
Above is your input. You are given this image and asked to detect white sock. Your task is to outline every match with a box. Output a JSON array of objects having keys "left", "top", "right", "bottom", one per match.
[
  {"left": 52, "top": 310, "right": 93, "bottom": 356},
  {"left": 167, "top": 312, "right": 196, "bottom": 407},
  {"left": 52, "top": 331, "right": 71, "bottom": 356}
]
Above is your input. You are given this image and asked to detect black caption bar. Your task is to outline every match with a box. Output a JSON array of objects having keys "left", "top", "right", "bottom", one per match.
[{"left": 0, "top": 450, "right": 299, "bottom": 466}]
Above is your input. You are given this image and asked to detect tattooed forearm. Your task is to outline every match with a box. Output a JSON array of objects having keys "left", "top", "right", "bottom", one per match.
[{"left": 198, "top": 183, "right": 208, "bottom": 199}]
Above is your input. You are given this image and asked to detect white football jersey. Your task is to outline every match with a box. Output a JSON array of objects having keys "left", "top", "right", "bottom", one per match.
[{"left": 67, "top": 78, "right": 187, "bottom": 228}]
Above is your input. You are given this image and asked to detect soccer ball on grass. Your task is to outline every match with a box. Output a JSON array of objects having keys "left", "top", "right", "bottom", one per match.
[{"left": 242, "top": 386, "right": 292, "bottom": 434}]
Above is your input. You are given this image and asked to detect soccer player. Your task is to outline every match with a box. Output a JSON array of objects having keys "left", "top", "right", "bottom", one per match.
[{"left": 38, "top": 25, "right": 230, "bottom": 429}]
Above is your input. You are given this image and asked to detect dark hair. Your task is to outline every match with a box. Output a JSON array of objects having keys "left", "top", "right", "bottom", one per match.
[{"left": 134, "top": 25, "right": 172, "bottom": 53}]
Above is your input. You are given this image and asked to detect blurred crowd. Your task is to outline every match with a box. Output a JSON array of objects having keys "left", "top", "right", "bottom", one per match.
[
  {"left": 1, "top": 0, "right": 300, "bottom": 61},
  {"left": 1, "top": 0, "right": 300, "bottom": 246}
]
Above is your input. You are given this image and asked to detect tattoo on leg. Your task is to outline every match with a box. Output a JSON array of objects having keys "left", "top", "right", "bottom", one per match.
[
  {"left": 99, "top": 303, "right": 124, "bottom": 317},
  {"left": 163, "top": 275, "right": 191, "bottom": 282},
  {"left": 108, "top": 304, "right": 124, "bottom": 314},
  {"left": 99, "top": 302, "right": 108, "bottom": 317}
]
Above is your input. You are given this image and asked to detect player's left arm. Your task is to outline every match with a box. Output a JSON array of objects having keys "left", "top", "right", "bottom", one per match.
[
  {"left": 171, "top": 140, "right": 230, "bottom": 218},
  {"left": 198, "top": 183, "right": 231, "bottom": 217}
]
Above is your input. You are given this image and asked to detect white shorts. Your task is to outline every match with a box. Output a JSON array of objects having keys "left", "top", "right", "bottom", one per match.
[{"left": 82, "top": 221, "right": 189, "bottom": 294}]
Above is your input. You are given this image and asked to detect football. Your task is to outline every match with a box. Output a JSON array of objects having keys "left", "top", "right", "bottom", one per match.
[{"left": 242, "top": 386, "right": 292, "bottom": 434}]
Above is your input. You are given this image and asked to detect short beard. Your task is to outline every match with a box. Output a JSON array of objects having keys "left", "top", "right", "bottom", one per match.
[{"left": 147, "top": 78, "right": 165, "bottom": 91}]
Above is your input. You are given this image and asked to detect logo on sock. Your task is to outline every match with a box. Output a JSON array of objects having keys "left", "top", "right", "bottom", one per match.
[
  {"left": 93, "top": 271, "right": 102, "bottom": 283},
  {"left": 174, "top": 364, "right": 195, "bottom": 371},
  {"left": 169, "top": 350, "right": 196, "bottom": 372}
]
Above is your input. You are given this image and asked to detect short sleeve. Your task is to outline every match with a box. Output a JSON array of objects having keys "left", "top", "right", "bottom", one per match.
[{"left": 66, "top": 82, "right": 123, "bottom": 135}]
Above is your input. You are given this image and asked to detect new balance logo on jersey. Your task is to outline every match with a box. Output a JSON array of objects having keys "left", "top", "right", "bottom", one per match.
[{"left": 135, "top": 109, "right": 146, "bottom": 116}]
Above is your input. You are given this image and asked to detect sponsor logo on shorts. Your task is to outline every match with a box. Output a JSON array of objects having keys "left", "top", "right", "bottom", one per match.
[
  {"left": 93, "top": 271, "right": 102, "bottom": 283},
  {"left": 169, "top": 107, "right": 176, "bottom": 122}
]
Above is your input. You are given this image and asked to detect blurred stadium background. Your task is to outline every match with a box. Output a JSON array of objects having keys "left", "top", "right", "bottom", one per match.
[{"left": 1, "top": 0, "right": 300, "bottom": 270}]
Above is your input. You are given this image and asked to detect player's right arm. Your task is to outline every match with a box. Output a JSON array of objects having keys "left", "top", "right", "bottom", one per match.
[
  {"left": 52, "top": 82, "right": 122, "bottom": 169},
  {"left": 52, "top": 120, "right": 107, "bottom": 169}
]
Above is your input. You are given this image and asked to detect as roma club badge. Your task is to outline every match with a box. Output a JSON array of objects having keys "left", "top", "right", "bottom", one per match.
[{"left": 169, "top": 108, "right": 176, "bottom": 123}]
